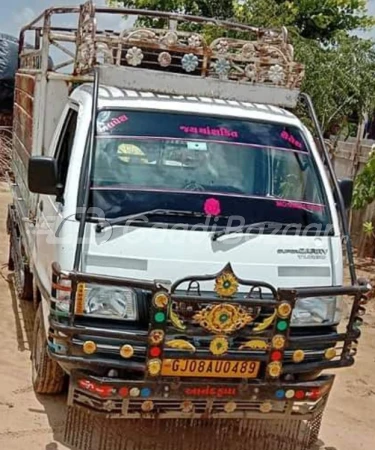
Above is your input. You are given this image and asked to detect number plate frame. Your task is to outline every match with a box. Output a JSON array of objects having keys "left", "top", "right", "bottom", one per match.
[{"left": 161, "top": 359, "right": 260, "bottom": 378}]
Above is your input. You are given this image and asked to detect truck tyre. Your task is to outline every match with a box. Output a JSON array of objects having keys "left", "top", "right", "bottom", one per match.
[
  {"left": 9, "top": 230, "right": 33, "bottom": 300},
  {"left": 32, "top": 304, "right": 65, "bottom": 394},
  {"left": 32, "top": 279, "right": 42, "bottom": 311},
  {"left": 7, "top": 237, "right": 14, "bottom": 271},
  {"left": 7, "top": 209, "right": 15, "bottom": 271}
]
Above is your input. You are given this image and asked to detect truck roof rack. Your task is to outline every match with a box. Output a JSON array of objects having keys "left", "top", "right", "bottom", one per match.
[{"left": 18, "top": 0, "right": 304, "bottom": 107}]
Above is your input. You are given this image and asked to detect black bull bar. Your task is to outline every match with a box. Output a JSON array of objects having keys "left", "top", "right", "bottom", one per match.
[{"left": 47, "top": 261, "right": 370, "bottom": 380}]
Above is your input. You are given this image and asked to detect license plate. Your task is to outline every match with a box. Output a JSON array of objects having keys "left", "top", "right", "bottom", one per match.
[{"left": 161, "top": 359, "right": 260, "bottom": 378}]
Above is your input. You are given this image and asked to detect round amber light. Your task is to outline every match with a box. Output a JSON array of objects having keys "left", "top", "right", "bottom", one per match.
[
  {"left": 120, "top": 344, "right": 134, "bottom": 359},
  {"left": 147, "top": 359, "right": 162, "bottom": 376},
  {"left": 267, "top": 361, "right": 282, "bottom": 378},
  {"left": 153, "top": 293, "right": 169, "bottom": 309},
  {"left": 224, "top": 401, "right": 237, "bottom": 413},
  {"left": 141, "top": 400, "right": 154, "bottom": 412},
  {"left": 149, "top": 329, "right": 165, "bottom": 345},
  {"left": 278, "top": 303, "right": 292, "bottom": 319},
  {"left": 259, "top": 402, "right": 273, "bottom": 413},
  {"left": 83, "top": 341, "right": 97, "bottom": 355},
  {"left": 181, "top": 401, "right": 194, "bottom": 413},
  {"left": 272, "top": 335, "right": 286, "bottom": 350},
  {"left": 293, "top": 350, "right": 305, "bottom": 363},
  {"left": 325, "top": 348, "right": 337, "bottom": 360}
]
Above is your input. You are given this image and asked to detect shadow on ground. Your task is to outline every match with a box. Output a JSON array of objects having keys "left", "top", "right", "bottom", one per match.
[
  {"left": 8, "top": 274, "right": 339, "bottom": 450},
  {"left": 7, "top": 274, "right": 71, "bottom": 449}
]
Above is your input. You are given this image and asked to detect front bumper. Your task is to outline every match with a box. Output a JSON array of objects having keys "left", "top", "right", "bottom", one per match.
[
  {"left": 67, "top": 369, "right": 334, "bottom": 420},
  {"left": 47, "top": 261, "right": 369, "bottom": 416}
]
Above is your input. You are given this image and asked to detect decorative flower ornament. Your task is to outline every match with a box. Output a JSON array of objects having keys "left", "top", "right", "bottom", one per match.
[
  {"left": 163, "top": 31, "right": 178, "bottom": 46},
  {"left": 210, "top": 336, "right": 229, "bottom": 356},
  {"left": 215, "top": 272, "right": 239, "bottom": 297},
  {"left": 158, "top": 51, "right": 172, "bottom": 67},
  {"left": 214, "top": 58, "right": 231, "bottom": 79},
  {"left": 245, "top": 64, "right": 256, "bottom": 81},
  {"left": 204, "top": 198, "right": 221, "bottom": 216},
  {"left": 194, "top": 303, "right": 254, "bottom": 334},
  {"left": 188, "top": 34, "right": 202, "bottom": 47},
  {"left": 126, "top": 47, "right": 143, "bottom": 66},
  {"left": 181, "top": 53, "right": 199, "bottom": 72},
  {"left": 216, "top": 39, "right": 229, "bottom": 54},
  {"left": 242, "top": 43, "right": 256, "bottom": 59},
  {"left": 268, "top": 64, "right": 285, "bottom": 84}
]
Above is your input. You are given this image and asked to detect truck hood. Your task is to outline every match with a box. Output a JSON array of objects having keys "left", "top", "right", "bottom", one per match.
[{"left": 79, "top": 225, "right": 340, "bottom": 289}]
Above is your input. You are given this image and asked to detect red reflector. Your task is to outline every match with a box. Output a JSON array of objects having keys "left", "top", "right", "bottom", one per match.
[
  {"left": 119, "top": 387, "right": 129, "bottom": 398},
  {"left": 308, "top": 388, "right": 321, "bottom": 401},
  {"left": 150, "top": 347, "right": 161, "bottom": 358},
  {"left": 270, "top": 351, "right": 282, "bottom": 361},
  {"left": 78, "top": 379, "right": 114, "bottom": 397},
  {"left": 295, "top": 390, "right": 305, "bottom": 400},
  {"left": 52, "top": 282, "right": 72, "bottom": 292},
  {"left": 78, "top": 379, "right": 94, "bottom": 390},
  {"left": 94, "top": 385, "right": 113, "bottom": 398}
]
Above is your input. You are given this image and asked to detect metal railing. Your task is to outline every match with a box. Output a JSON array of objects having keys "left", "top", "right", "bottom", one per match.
[
  {"left": 18, "top": 1, "right": 304, "bottom": 96},
  {"left": 0, "top": 127, "right": 12, "bottom": 181}
]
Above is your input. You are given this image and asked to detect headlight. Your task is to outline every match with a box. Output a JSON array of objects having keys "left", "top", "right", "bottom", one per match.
[
  {"left": 291, "top": 296, "right": 342, "bottom": 326},
  {"left": 78, "top": 284, "right": 138, "bottom": 320}
]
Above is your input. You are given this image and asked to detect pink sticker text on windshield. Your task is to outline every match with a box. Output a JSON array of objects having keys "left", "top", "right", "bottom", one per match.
[
  {"left": 276, "top": 200, "right": 324, "bottom": 213},
  {"left": 98, "top": 114, "right": 128, "bottom": 133},
  {"left": 280, "top": 130, "right": 303, "bottom": 150},
  {"left": 180, "top": 126, "right": 239, "bottom": 138}
]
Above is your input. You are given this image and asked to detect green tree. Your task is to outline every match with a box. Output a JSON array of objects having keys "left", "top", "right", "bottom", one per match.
[
  {"left": 295, "top": 34, "right": 375, "bottom": 134},
  {"left": 112, "top": 0, "right": 372, "bottom": 40},
  {"left": 239, "top": 0, "right": 372, "bottom": 41},
  {"left": 353, "top": 150, "right": 375, "bottom": 210},
  {"left": 108, "top": 0, "right": 375, "bottom": 133}
]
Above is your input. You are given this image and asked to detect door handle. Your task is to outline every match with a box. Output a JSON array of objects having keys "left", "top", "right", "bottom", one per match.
[{"left": 39, "top": 201, "right": 43, "bottom": 212}]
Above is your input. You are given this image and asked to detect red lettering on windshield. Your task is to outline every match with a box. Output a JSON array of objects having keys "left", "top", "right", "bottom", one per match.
[
  {"left": 280, "top": 130, "right": 303, "bottom": 149},
  {"left": 99, "top": 114, "right": 128, "bottom": 133},
  {"left": 180, "top": 125, "right": 239, "bottom": 138},
  {"left": 276, "top": 200, "right": 324, "bottom": 213}
]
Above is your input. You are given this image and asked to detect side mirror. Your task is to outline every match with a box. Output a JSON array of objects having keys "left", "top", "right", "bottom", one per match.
[
  {"left": 28, "top": 156, "right": 59, "bottom": 195},
  {"left": 337, "top": 178, "right": 353, "bottom": 209}
]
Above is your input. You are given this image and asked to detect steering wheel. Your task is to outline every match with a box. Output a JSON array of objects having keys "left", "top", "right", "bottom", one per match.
[{"left": 183, "top": 181, "right": 206, "bottom": 192}]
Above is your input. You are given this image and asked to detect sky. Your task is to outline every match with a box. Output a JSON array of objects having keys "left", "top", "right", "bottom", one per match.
[
  {"left": 0, "top": 0, "right": 131, "bottom": 38},
  {"left": 0, "top": 0, "right": 374, "bottom": 39}
]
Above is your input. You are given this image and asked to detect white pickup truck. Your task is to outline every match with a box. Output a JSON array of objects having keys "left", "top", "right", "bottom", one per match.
[{"left": 7, "top": 2, "right": 369, "bottom": 449}]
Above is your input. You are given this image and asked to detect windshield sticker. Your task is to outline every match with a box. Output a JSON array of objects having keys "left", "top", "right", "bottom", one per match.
[
  {"left": 98, "top": 114, "right": 128, "bottom": 133},
  {"left": 280, "top": 130, "right": 303, "bottom": 150},
  {"left": 204, "top": 198, "right": 221, "bottom": 216},
  {"left": 117, "top": 144, "right": 147, "bottom": 163},
  {"left": 187, "top": 142, "right": 208, "bottom": 151},
  {"left": 276, "top": 200, "right": 325, "bottom": 213},
  {"left": 180, "top": 125, "right": 239, "bottom": 138}
]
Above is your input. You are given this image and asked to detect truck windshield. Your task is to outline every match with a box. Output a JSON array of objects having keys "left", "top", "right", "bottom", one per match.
[{"left": 90, "top": 110, "right": 331, "bottom": 232}]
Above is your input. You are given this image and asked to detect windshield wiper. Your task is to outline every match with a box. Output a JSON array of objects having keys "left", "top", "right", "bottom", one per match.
[
  {"left": 211, "top": 221, "right": 290, "bottom": 241},
  {"left": 96, "top": 209, "right": 206, "bottom": 232}
]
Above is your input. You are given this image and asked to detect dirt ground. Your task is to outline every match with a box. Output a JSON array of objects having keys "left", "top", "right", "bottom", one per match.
[{"left": 0, "top": 187, "right": 374, "bottom": 450}]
